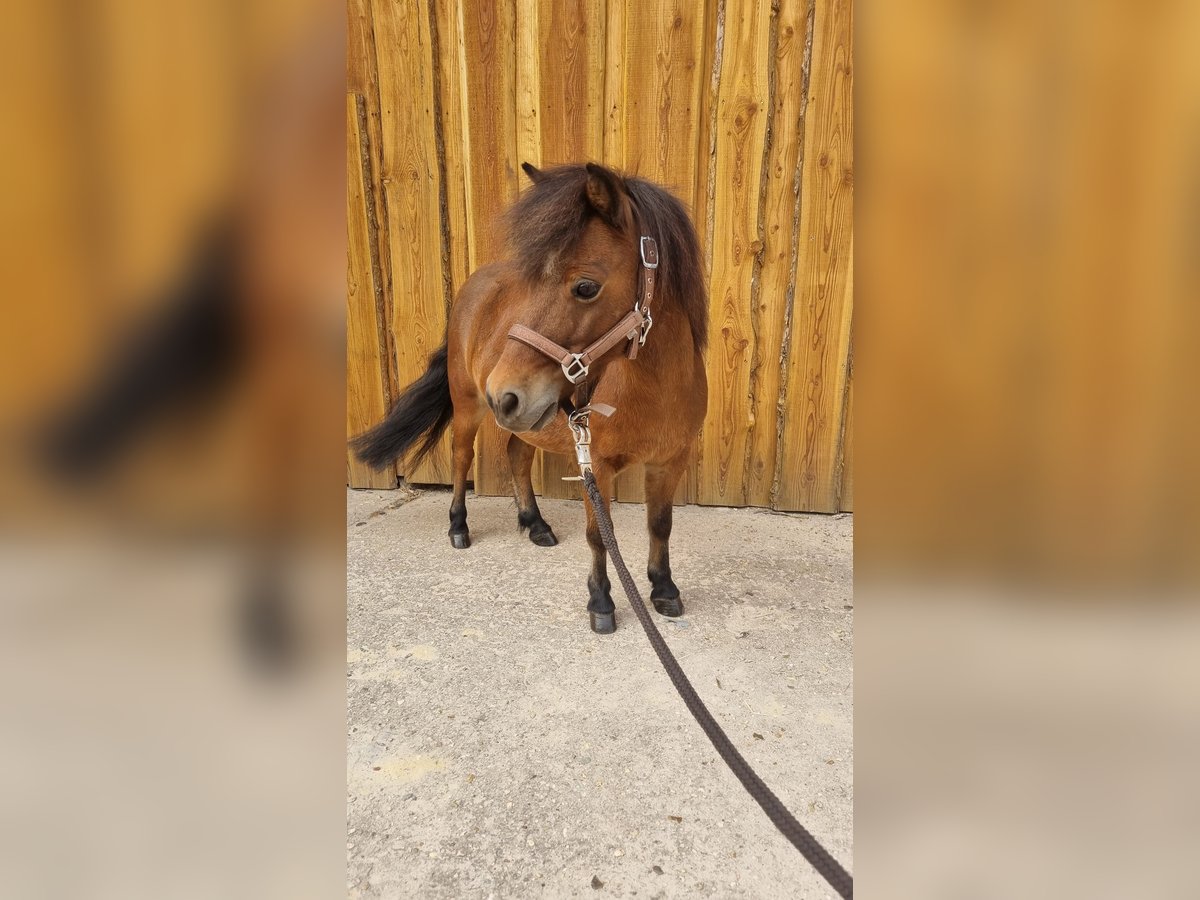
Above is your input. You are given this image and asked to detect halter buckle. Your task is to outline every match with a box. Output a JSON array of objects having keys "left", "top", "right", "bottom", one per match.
[
  {"left": 640, "top": 236, "right": 659, "bottom": 269},
  {"left": 562, "top": 354, "right": 589, "bottom": 384},
  {"left": 638, "top": 306, "right": 653, "bottom": 346}
]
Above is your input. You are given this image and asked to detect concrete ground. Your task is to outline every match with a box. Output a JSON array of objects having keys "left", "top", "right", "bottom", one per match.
[{"left": 347, "top": 486, "right": 853, "bottom": 899}]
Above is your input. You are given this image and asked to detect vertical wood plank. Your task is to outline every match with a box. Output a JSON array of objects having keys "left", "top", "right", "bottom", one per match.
[
  {"left": 838, "top": 233, "right": 853, "bottom": 511},
  {"left": 607, "top": 0, "right": 708, "bottom": 503},
  {"left": 602, "top": 0, "right": 625, "bottom": 163},
  {"left": 432, "top": 0, "right": 472, "bottom": 295},
  {"left": 839, "top": 356, "right": 853, "bottom": 511},
  {"left": 420, "top": 0, "right": 467, "bottom": 485},
  {"left": 686, "top": 0, "right": 723, "bottom": 508},
  {"left": 461, "top": 0, "right": 520, "bottom": 496},
  {"left": 538, "top": 0, "right": 607, "bottom": 161},
  {"left": 346, "top": 93, "right": 396, "bottom": 489},
  {"left": 372, "top": 0, "right": 452, "bottom": 484},
  {"left": 744, "top": 0, "right": 811, "bottom": 507},
  {"left": 349, "top": 0, "right": 403, "bottom": 486},
  {"left": 608, "top": 1, "right": 709, "bottom": 186},
  {"left": 533, "top": 0, "right": 607, "bottom": 502},
  {"left": 514, "top": 0, "right": 541, "bottom": 174},
  {"left": 695, "top": 0, "right": 772, "bottom": 506},
  {"left": 512, "top": 0, "right": 546, "bottom": 496},
  {"left": 774, "top": 0, "right": 853, "bottom": 512}
]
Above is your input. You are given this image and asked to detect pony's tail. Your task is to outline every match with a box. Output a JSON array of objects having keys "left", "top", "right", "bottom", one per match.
[{"left": 351, "top": 344, "right": 453, "bottom": 472}]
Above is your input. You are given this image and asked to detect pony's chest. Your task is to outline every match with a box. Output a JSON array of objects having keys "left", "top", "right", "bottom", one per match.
[{"left": 519, "top": 403, "right": 687, "bottom": 470}]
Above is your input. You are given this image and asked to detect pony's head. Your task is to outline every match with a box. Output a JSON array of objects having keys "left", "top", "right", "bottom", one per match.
[{"left": 485, "top": 162, "right": 648, "bottom": 432}]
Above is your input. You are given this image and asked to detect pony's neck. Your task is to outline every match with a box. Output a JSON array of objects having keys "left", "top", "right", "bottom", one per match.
[{"left": 625, "top": 294, "right": 698, "bottom": 382}]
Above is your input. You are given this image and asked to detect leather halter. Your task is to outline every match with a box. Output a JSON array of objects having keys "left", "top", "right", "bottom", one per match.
[{"left": 507, "top": 235, "right": 659, "bottom": 385}]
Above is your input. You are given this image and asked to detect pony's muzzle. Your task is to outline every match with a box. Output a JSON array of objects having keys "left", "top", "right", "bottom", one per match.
[
  {"left": 487, "top": 390, "right": 521, "bottom": 419},
  {"left": 485, "top": 383, "right": 557, "bottom": 433}
]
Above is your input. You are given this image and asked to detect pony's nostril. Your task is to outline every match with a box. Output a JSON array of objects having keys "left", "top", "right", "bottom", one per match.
[{"left": 499, "top": 392, "right": 520, "bottom": 417}]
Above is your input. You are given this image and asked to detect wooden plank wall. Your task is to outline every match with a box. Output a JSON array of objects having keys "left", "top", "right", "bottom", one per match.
[{"left": 347, "top": 0, "right": 854, "bottom": 512}]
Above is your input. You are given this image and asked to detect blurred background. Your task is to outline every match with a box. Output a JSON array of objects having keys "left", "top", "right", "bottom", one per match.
[
  {"left": 0, "top": 1, "right": 345, "bottom": 897},
  {"left": 859, "top": 0, "right": 1200, "bottom": 897},
  {"left": 1, "top": 0, "right": 1198, "bottom": 896}
]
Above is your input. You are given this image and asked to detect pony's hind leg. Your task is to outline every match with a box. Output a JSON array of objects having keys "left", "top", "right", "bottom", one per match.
[
  {"left": 506, "top": 433, "right": 557, "bottom": 546},
  {"left": 448, "top": 405, "right": 482, "bottom": 549},
  {"left": 644, "top": 456, "right": 688, "bottom": 617}
]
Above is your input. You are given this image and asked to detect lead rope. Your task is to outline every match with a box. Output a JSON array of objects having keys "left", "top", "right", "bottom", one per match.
[{"left": 571, "top": 414, "right": 853, "bottom": 898}]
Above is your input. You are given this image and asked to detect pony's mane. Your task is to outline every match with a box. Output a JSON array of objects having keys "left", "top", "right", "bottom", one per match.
[{"left": 502, "top": 164, "right": 708, "bottom": 353}]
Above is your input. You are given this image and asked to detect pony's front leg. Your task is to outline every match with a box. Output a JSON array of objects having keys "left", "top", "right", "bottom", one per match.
[
  {"left": 644, "top": 456, "right": 688, "bottom": 617},
  {"left": 448, "top": 405, "right": 482, "bottom": 548},
  {"left": 583, "top": 463, "right": 617, "bottom": 633},
  {"left": 506, "top": 433, "right": 558, "bottom": 546}
]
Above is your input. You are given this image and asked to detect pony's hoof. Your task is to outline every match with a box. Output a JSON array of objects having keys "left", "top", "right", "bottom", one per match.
[
  {"left": 589, "top": 611, "right": 616, "bottom": 634},
  {"left": 529, "top": 527, "right": 558, "bottom": 547},
  {"left": 652, "top": 596, "right": 684, "bottom": 618},
  {"left": 449, "top": 532, "right": 471, "bottom": 549}
]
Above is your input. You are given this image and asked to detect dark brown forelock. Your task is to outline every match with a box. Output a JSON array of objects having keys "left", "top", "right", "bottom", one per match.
[{"left": 502, "top": 164, "right": 708, "bottom": 353}]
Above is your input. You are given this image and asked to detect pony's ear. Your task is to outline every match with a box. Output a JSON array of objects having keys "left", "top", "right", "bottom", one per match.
[
  {"left": 584, "top": 162, "right": 628, "bottom": 227},
  {"left": 521, "top": 162, "right": 544, "bottom": 184}
]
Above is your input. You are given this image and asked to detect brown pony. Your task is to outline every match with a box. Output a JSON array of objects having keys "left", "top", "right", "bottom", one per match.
[{"left": 353, "top": 162, "right": 707, "bottom": 633}]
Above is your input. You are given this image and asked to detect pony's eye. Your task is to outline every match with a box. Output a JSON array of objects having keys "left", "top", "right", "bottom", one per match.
[{"left": 572, "top": 279, "right": 601, "bottom": 301}]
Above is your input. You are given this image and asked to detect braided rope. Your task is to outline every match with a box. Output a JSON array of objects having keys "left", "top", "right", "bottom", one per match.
[{"left": 582, "top": 472, "right": 853, "bottom": 899}]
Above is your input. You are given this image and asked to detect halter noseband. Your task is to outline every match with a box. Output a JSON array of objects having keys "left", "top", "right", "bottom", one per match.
[{"left": 507, "top": 235, "right": 659, "bottom": 385}]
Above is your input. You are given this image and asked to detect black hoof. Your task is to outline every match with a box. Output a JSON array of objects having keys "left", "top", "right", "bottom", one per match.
[
  {"left": 449, "top": 531, "right": 471, "bottom": 549},
  {"left": 589, "top": 611, "right": 616, "bottom": 634},
  {"left": 652, "top": 596, "right": 684, "bottom": 617},
  {"left": 529, "top": 527, "right": 558, "bottom": 547}
]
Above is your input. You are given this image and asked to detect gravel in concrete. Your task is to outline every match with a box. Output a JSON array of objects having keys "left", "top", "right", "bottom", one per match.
[{"left": 347, "top": 487, "right": 852, "bottom": 899}]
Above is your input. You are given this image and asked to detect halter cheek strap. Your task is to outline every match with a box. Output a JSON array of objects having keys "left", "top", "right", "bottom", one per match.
[{"left": 506, "top": 235, "right": 659, "bottom": 385}]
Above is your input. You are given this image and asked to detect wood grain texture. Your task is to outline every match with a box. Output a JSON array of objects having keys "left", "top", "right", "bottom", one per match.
[
  {"left": 509, "top": 0, "right": 546, "bottom": 496},
  {"left": 839, "top": 354, "right": 853, "bottom": 510},
  {"left": 514, "top": 0, "right": 541, "bottom": 174},
  {"left": 431, "top": 0, "right": 472, "bottom": 297},
  {"left": 527, "top": 0, "right": 607, "bottom": 501},
  {"left": 346, "top": 0, "right": 856, "bottom": 513},
  {"left": 350, "top": 0, "right": 403, "bottom": 485},
  {"left": 837, "top": 233, "right": 853, "bottom": 511},
  {"left": 607, "top": 0, "right": 707, "bottom": 186},
  {"left": 513, "top": 0, "right": 546, "bottom": 496},
  {"left": 695, "top": 0, "right": 772, "bottom": 506},
  {"left": 347, "top": 94, "right": 396, "bottom": 489},
  {"left": 607, "top": 0, "right": 708, "bottom": 504},
  {"left": 743, "top": 0, "right": 810, "bottom": 507},
  {"left": 349, "top": 0, "right": 401, "bottom": 429},
  {"left": 686, "top": 0, "right": 724, "bottom": 508},
  {"left": 461, "top": 0, "right": 520, "bottom": 496},
  {"left": 774, "top": 0, "right": 853, "bottom": 512},
  {"left": 429, "top": 0, "right": 479, "bottom": 488},
  {"left": 347, "top": 0, "right": 375, "bottom": 98},
  {"left": 372, "top": 0, "right": 452, "bottom": 484}
]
